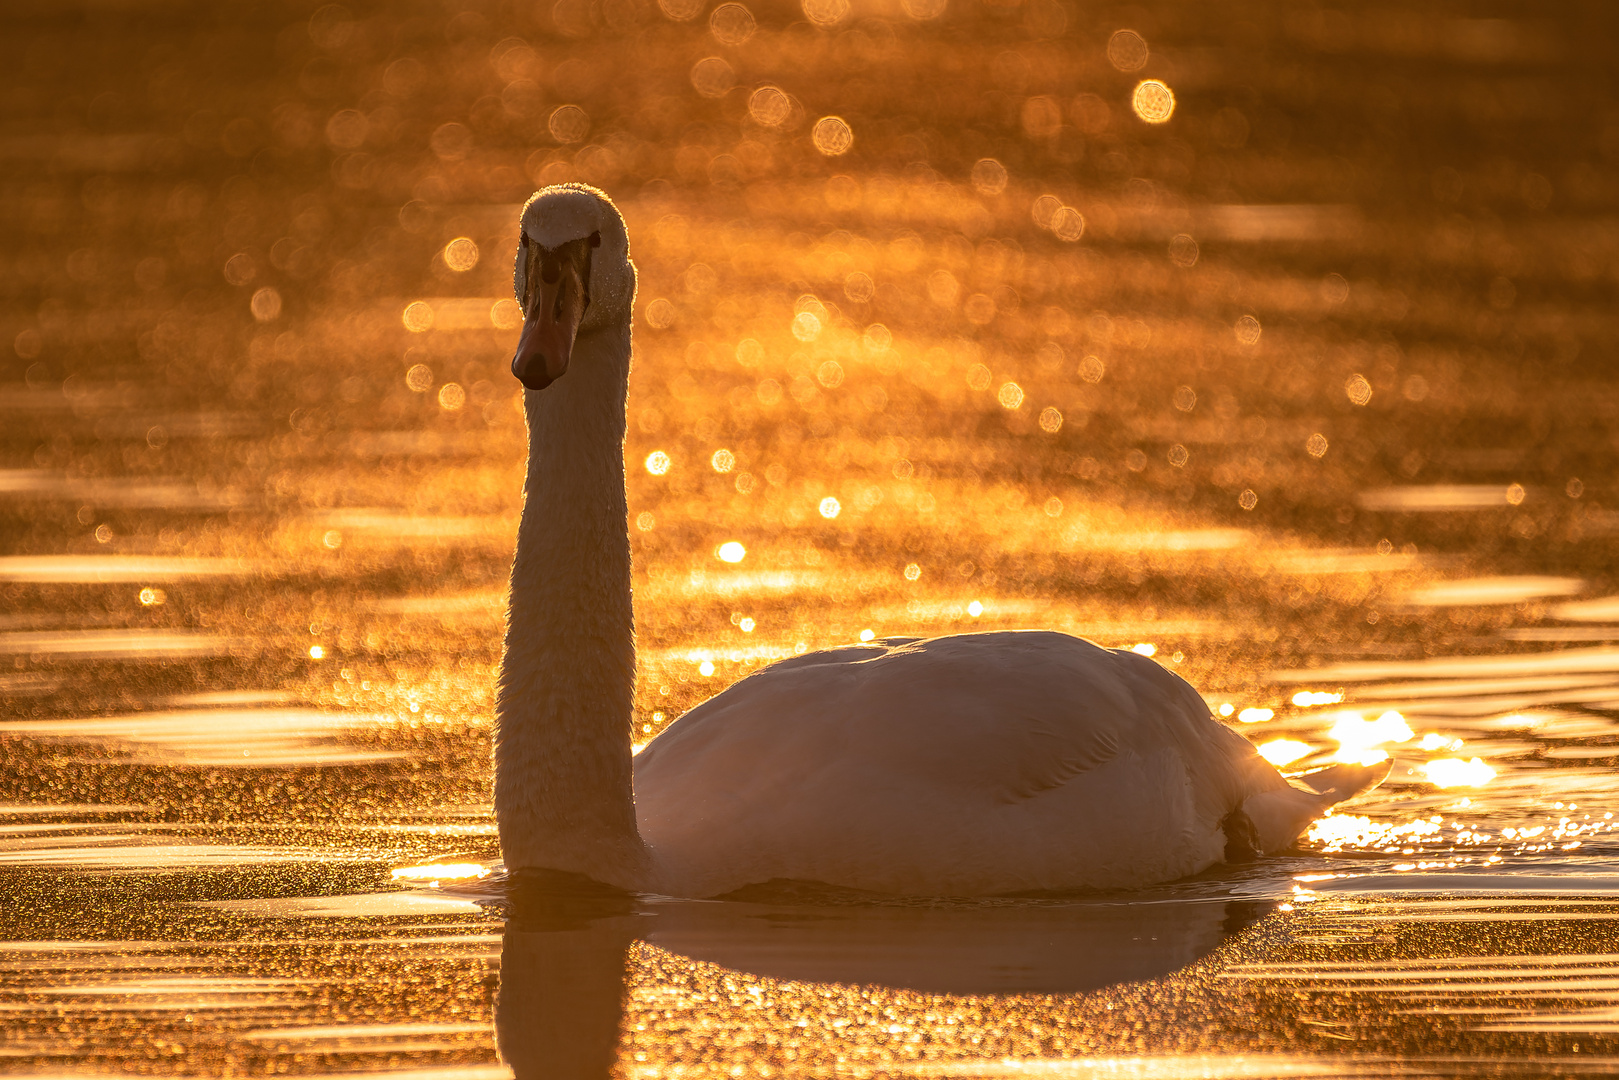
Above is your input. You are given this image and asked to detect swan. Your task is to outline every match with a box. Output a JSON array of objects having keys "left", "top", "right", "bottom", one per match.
[{"left": 495, "top": 183, "right": 1385, "bottom": 898}]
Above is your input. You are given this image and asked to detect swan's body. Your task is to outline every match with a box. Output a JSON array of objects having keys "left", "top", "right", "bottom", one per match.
[{"left": 495, "top": 185, "right": 1384, "bottom": 898}]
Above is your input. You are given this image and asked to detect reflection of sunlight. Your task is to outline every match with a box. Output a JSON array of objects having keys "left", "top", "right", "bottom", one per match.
[
  {"left": 1257, "top": 739, "right": 1314, "bottom": 767},
  {"left": 1067, "top": 527, "right": 1250, "bottom": 552},
  {"left": 1328, "top": 710, "right": 1413, "bottom": 763},
  {"left": 1552, "top": 594, "right": 1619, "bottom": 622},
  {"left": 391, "top": 862, "right": 490, "bottom": 882},
  {"left": 0, "top": 629, "right": 238, "bottom": 659},
  {"left": 903, "top": 1053, "right": 1398, "bottom": 1078},
  {"left": 1237, "top": 707, "right": 1273, "bottom": 723},
  {"left": 1274, "top": 645, "right": 1619, "bottom": 683},
  {"left": 1422, "top": 757, "right": 1497, "bottom": 788},
  {"left": 0, "top": 837, "right": 323, "bottom": 870},
  {"left": 0, "top": 709, "right": 403, "bottom": 767},
  {"left": 1291, "top": 691, "right": 1343, "bottom": 707},
  {"left": 1306, "top": 814, "right": 1442, "bottom": 852},
  {"left": 1358, "top": 485, "right": 1520, "bottom": 511},
  {"left": 1400, "top": 576, "right": 1584, "bottom": 608},
  {"left": 0, "top": 555, "right": 259, "bottom": 582}
]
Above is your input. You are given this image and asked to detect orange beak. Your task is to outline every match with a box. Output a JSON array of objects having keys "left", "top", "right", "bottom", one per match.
[{"left": 511, "top": 259, "right": 587, "bottom": 391}]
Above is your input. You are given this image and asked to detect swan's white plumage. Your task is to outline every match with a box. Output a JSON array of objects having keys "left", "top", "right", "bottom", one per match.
[{"left": 495, "top": 185, "right": 1384, "bottom": 899}]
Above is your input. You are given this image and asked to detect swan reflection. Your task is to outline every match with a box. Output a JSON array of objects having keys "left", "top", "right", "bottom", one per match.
[{"left": 493, "top": 872, "right": 1273, "bottom": 1079}]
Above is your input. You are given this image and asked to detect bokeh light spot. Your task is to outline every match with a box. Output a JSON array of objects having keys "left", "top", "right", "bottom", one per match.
[
  {"left": 690, "top": 57, "right": 736, "bottom": 99},
  {"left": 1238, "top": 708, "right": 1274, "bottom": 723},
  {"left": 1346, "top": 373, "right": 1373, "bottom": 406},
  {"left": 711, "top": 448, "right": 736, "bottom": 473},
  {"left": 709, "top": 3, "right": 756, "bottom": 45},
  {"left": 1038, "top": 406, "right": 1063, "bottom": 433},
  {"left": 997, "top": 382, "right": 1024, "bottom": 410},
  {"left": 812, "top": 116, "right": 854, "bottom": 156},
  {"left": 819, "top": 497, "right": 841, "bottom": 519},
  {"left": 548, "top": 105, "right": 590, "bottom": 143},
  {"left": 443, "top": 237, "right": 479, "bottom": 271},
  {"left": 437, "top": 383, "right": 465, "bottom": 410},
  {"left": 1132, "top": 80, "right": 1175, "bottom": 123},
  {"left": 792, "top": 311, "right": 822, "bottom": 341},
  {"left": 1031, "top": 194, "right": 1061, "bottom": 228},
  {"left": 491, "top": 298, "right": 523, "bottom": 329},
  {"left": 904, "top": 563, "right": 921, "bottom": 581},
  {"left": 845, "top": 272, "right": 875, "bottom": 303},
  {"left": 802, "top": 0, "right": 850, "bottom": 27},
  {"left": 645, "top": 451, "right": 671, "bottom": 476},
  {"left": 658, "top": 0, "right": 703, "bottom": 20},
  {"left": 901, "top": 0, "right": 947, "bottom": 19},
  {"left": 748, "top": 86, "right": 791, "bottom": 127},
  {"left": 223, "top": 253, "right": 256, "bottom": 286},
  {"left": 1238, "top": 489, "right": 1259, "bottom": 510},
  {"left": 716, "top": 541, "right": 746, "bottom": 563},
  {"left": 1234, "top": 315, "right": 1262, "bottom": 346},
  {"left": 1307, "top": 433, "right": 1330, "bottom": 458},
  {"left": 971, "top": 158, "right": 1008, "bottom": 195},
  {"left": 1079, "top": 355, "right": 1105, "bottom": 383},
  {"left": 250, "top": 287, "right": 283, "bottom": 322},
  {"left": 1108, "top": 29, "right": 1149, "bottom": 72},
  {"left": 1168, "top": 443, "right": 1188, "bottom": 468},
  {"left": 645, "top": 298, "right": 676, "bottom": 329},
  {"left": 405, "top": 363, "right": 434, "bottom": 392},
  {"left": 1050, "top": 206, "right": 1085, "bottom": 242},
  {"left": 428, "top": 122, "right": 471, "bottom": 162},
  {"left": 403, "top": 302, "right": 435, "bottom": 333},
  {"left": 927, "top": 269, "right": 960, "bottom": 307},
  {"left": 325, "top": 107, "right": 370, "bottom": 151},
  {"left": 1168, "top": 234, "right": 1199, "bottom": 267}
]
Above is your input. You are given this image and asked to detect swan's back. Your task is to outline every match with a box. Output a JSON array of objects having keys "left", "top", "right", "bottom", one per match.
[{"left": 633, "top": 631, "right": 1294, "bottom": 897}]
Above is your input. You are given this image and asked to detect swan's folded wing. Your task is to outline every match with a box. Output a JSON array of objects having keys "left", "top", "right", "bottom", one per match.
[
  {"left": 850, "top": 632, "right": 1143, "bottom": 804},
  {"left": 991, "top": 716, "right": 1122, "bottom": 802}
]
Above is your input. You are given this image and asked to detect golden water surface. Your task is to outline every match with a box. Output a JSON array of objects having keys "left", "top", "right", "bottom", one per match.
[{"left": 4, "top": 0, "right": 1619, "bottom": 1075}]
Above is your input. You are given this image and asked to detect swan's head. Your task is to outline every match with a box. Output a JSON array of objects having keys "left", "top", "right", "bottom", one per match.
[{"left": 510, "top": 184, "right": 634, "bottom": 391}]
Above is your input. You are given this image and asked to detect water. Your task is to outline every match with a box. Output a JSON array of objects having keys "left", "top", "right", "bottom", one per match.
[{"left": 5, "top": 0, "right": 1619, "bottom": 1074}]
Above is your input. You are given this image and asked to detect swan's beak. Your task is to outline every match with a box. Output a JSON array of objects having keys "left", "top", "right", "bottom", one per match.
[{"left": 511, "top": 259, "right": 587, "bottom": 391}]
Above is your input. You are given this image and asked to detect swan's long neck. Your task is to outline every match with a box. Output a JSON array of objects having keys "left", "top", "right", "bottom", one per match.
[{"left": 495, "top": 317, "right": 645, "bottom": 885}]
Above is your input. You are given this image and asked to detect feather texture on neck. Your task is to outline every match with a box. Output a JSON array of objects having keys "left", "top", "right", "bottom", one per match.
[{"left": 495, "top": 313, "right": 646, "bottom": 886}]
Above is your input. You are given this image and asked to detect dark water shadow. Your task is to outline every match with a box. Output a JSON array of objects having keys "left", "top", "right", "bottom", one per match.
[{"left": 490, "top": 870, "right": 1273, "bottom": 1079}]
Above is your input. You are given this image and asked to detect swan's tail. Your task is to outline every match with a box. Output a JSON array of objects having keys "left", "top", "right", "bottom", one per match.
[{"left": 1230, "top": 759, "right": 1392, "bottom": 858}]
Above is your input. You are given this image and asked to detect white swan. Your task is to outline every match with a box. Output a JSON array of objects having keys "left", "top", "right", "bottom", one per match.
[{"left": 495, "top": 184, "right": 1385, "bottom": 898}]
